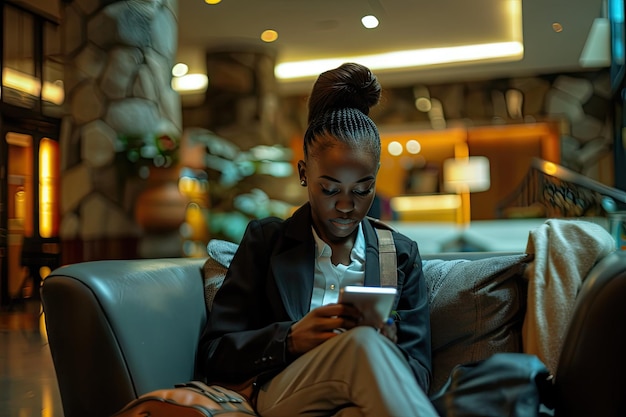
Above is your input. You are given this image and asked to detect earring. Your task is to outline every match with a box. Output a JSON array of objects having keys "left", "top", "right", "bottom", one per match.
[{"left": 300, "top": 179, "right": 306, "bottom": 186}]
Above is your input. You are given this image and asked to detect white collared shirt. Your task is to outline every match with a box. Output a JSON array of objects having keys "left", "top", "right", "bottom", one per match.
[{"left": 309, "top": 224, "right": 366, "bottom": 311}]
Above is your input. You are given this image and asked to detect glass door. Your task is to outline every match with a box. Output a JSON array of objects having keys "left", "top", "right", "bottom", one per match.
[
  {"left": 2, "top": 131, "right": 34, "bottom": 304},
  {"left": 0, "top": 122, "right": 60, "bottom": 306},
  {"left": 1, "top": 2, "right": 63, "bottom": 306}
]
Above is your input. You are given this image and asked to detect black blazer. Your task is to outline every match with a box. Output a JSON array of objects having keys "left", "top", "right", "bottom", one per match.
[{"left": 196, "top": 203, "right": 432, "bottom": 391}]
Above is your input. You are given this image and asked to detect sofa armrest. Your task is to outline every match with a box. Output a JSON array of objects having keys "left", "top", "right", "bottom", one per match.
[
  {"left": 41, "top": 258, "right": 207, "bottom": 417},
  {"left": 555, "top": 250, "right": 626, "bottom": 417}
]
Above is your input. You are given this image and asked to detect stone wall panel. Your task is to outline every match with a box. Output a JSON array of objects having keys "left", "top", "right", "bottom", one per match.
[
  {"left": 546, "top": 89, "right": 585, "bottom": 123},
  {"left": 159, "top": 87, "right": 182, "bottom": 131},
  {"left": 571, "top": 115, "right": 604, "bottom": 141},
  {"left": 93, "top": 164, "right": 125, "bottom": 205},
  {"left": 115, "top": 0, "right": 157, "bottom": 47},
  {"left": 75, "top": 0, "right": 100, "bottom": 16},
  {"left": 71, "top": 81, "right": 106, "bottom": 125},
  {"left": 66, "top": 128, "right": 84, "bottom": 169},
  {"left": 105, "top": 98, "right": 160, "bottom": 135},
  {"left": 552, "top": 76, "right": 594, "bottom": 103},
  {"left": 144, "top": 48, "right": 170, "bottom": 95},
  {"left": 100, "top": 46, "right": 144, "bottom": 99},
  {"left": 86, "top": 6, "right": 118, "bottom": 49},
  {"left": 75, "top": 43, "right": 108, "bottom": 80},
  {"left": 150, "top": 5, "right": 177, "bottom": 63},
  {"left": 80, "top": 193, "right": 141, "bottom": 239},
  {"left": 59, "top": 212, "right": 80, "bottom": 240},
  {"left": 133, "top": 64, "right": 158, "bottom": 101},
  {"left": 61, "top": 163, "right": 93, "bottom": 213},
  {"left": 81, "top": 120, "right": 117, "bottom": 167},
  {"left": 63, "top": 69, "right": 87, "bottom": 100}
]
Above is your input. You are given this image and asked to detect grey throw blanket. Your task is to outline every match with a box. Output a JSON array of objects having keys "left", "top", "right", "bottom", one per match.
[{"left": 523, "top": 218, "right": 615, "bottom": 375}]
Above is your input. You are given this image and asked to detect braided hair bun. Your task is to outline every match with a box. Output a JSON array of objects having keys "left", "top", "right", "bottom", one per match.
[
  {"left": 304, "top": 63, "right": 382, "bottom": 159},
  {"left": 307, "top": 63, "right": 381, "bottom": 123}
]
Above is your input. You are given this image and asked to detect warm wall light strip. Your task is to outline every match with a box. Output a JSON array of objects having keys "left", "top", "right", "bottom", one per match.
[
  {"left": 275, "top": 41, "right": 524, "bottom": 80},
  {"left": 2, "top": 67, "right": 65, "bottom": 105},
  {"left": 41, "top": 80, "right": 65, "bottom": 105},
  {"left": 39, "top": 138, "right": 58, "bottom": 238},
  {"left": 390, "top": 194, "right": 462, "bottom": 212},
  {"left": 3, "top": 67, "right": 41, "bottom": 95},
  {"left": 6, "top": 131, "right": 32, "bottom": 147}
]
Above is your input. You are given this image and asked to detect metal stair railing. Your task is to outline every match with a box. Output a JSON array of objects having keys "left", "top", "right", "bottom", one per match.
[{"left": 496, "top": 158, "right": 626, "bottom": 218}]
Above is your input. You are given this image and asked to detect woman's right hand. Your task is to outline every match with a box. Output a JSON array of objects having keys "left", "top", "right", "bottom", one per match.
[{"left": 288, "top": 303, "right": 362, "bottom": 355}]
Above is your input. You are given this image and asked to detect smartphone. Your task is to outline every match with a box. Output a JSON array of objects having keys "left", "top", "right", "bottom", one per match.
[{"left": 338, "top": 285, "right": 397, "bottom": 328}]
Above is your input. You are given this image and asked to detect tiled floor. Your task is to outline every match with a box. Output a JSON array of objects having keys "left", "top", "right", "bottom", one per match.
[{"left": 0, "top": 300, "right": 64, "bottom": 417}]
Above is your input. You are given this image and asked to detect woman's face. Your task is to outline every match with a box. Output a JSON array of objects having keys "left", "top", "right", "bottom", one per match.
[{"left": 298, "top": 137, "right": 379, "bottom": 244}]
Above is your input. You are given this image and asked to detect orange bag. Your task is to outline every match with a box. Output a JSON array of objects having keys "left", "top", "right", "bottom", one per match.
[{"left": 112, "top": 381, "right": 257, "bottom": 417}]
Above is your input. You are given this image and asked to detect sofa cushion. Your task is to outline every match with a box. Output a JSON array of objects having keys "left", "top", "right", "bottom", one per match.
[
  {"left": 423, "top": 254, "right": 530, "bottom": 394},
  {"left": 202, "top": 239, "right": 238, "bottom": 311},
  {"left": 201, "top": 240, "right": 530, "bottom": 395}
]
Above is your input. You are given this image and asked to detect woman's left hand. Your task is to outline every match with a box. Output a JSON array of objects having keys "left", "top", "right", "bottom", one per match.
[{"left": 380, "top": 318, "right": 397, "bottom": 343}]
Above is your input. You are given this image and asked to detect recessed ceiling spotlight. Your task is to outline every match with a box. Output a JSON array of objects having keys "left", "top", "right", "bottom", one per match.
[
  {"left": 406, "top": 140, "right": 422, "bottom": 155},
  {"left": 552, "top": 22, "right": 563, "bottom": 33},
  {"left": 387, "top": 141, "right": 403, "bottom": 156},
  {"left": 172, "top": 63, "right": 189, "bottom": 77},
  {"left": 361, "top": 15, "right": 379, "bottom": 29},
  {"left": 204, "top": 0, "right": 222, "bottom": 4},
  {"left": 261, "top": 29, "right": 279, "bottom": 43}
]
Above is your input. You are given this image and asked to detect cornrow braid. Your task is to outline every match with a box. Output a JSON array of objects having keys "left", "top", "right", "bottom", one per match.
[
  {"left": 304, "top": 63, "right": 382, "bottom": 160},
  {"left": 304, "top": 107, "right": 381, "bottom": 159}
]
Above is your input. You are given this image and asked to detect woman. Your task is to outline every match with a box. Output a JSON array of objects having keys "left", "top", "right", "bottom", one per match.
[{"left": 196, "top": 63, "right": 437, "bottom": 417}]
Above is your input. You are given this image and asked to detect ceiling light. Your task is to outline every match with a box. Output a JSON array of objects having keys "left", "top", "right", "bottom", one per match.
[
  {"left": 387, "top": 141, "right": 403, "bottom": 156},
  {"left": 261, "top": 30, "right": 278, "bottom": 43},
  {"left": 275, "top": 41, "right": 524, "bottom": 80},
  {"left": 406, "top": 140, "right": 421, "bottom": 154},
  {"left": 172, "top": 63, "right": 189, "bottom": 77},
  {"left": 204, "top": 0, "right": 222, "bottom": 4},
  {"left": 171, "top": 73, "right": 209, "bottom": 94},
  {"left": 361, "top": 15, "right": 379, "bottom": 29},
  {"left": 415, "top": 97, "right": 432, "bottom": 112}
]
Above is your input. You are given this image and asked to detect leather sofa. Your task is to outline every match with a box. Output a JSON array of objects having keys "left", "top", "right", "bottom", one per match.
[{"left": 41, "top": 248, "right": 626, "bottom": 417}]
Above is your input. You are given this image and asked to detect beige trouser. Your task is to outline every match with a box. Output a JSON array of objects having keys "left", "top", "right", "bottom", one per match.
[{"left": 256, "top": 326, "right": 438, "bottom": 417}]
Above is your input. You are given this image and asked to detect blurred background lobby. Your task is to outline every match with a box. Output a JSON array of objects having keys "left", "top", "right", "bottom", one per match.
[{"left": 1, "top": 0, "right": 626, "bottom": 415}]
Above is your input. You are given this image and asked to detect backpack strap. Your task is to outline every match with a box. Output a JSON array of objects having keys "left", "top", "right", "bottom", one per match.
[
  {"left": 367, "top": 216, "right": 398, "bottom": 233},
  {"left": 375, "top": 228, "right": 397, "bottom": 288}
]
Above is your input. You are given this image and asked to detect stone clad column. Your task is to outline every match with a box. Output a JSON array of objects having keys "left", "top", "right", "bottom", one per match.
[
  {"left": 180, "top": 47, "right": 306, "bottom": 242},
  {"left": 60, "top": 0, "right": 182, "bottom": 263},
  {"left": 204, "top": 48, "right": 281, "bottom": 149}
]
